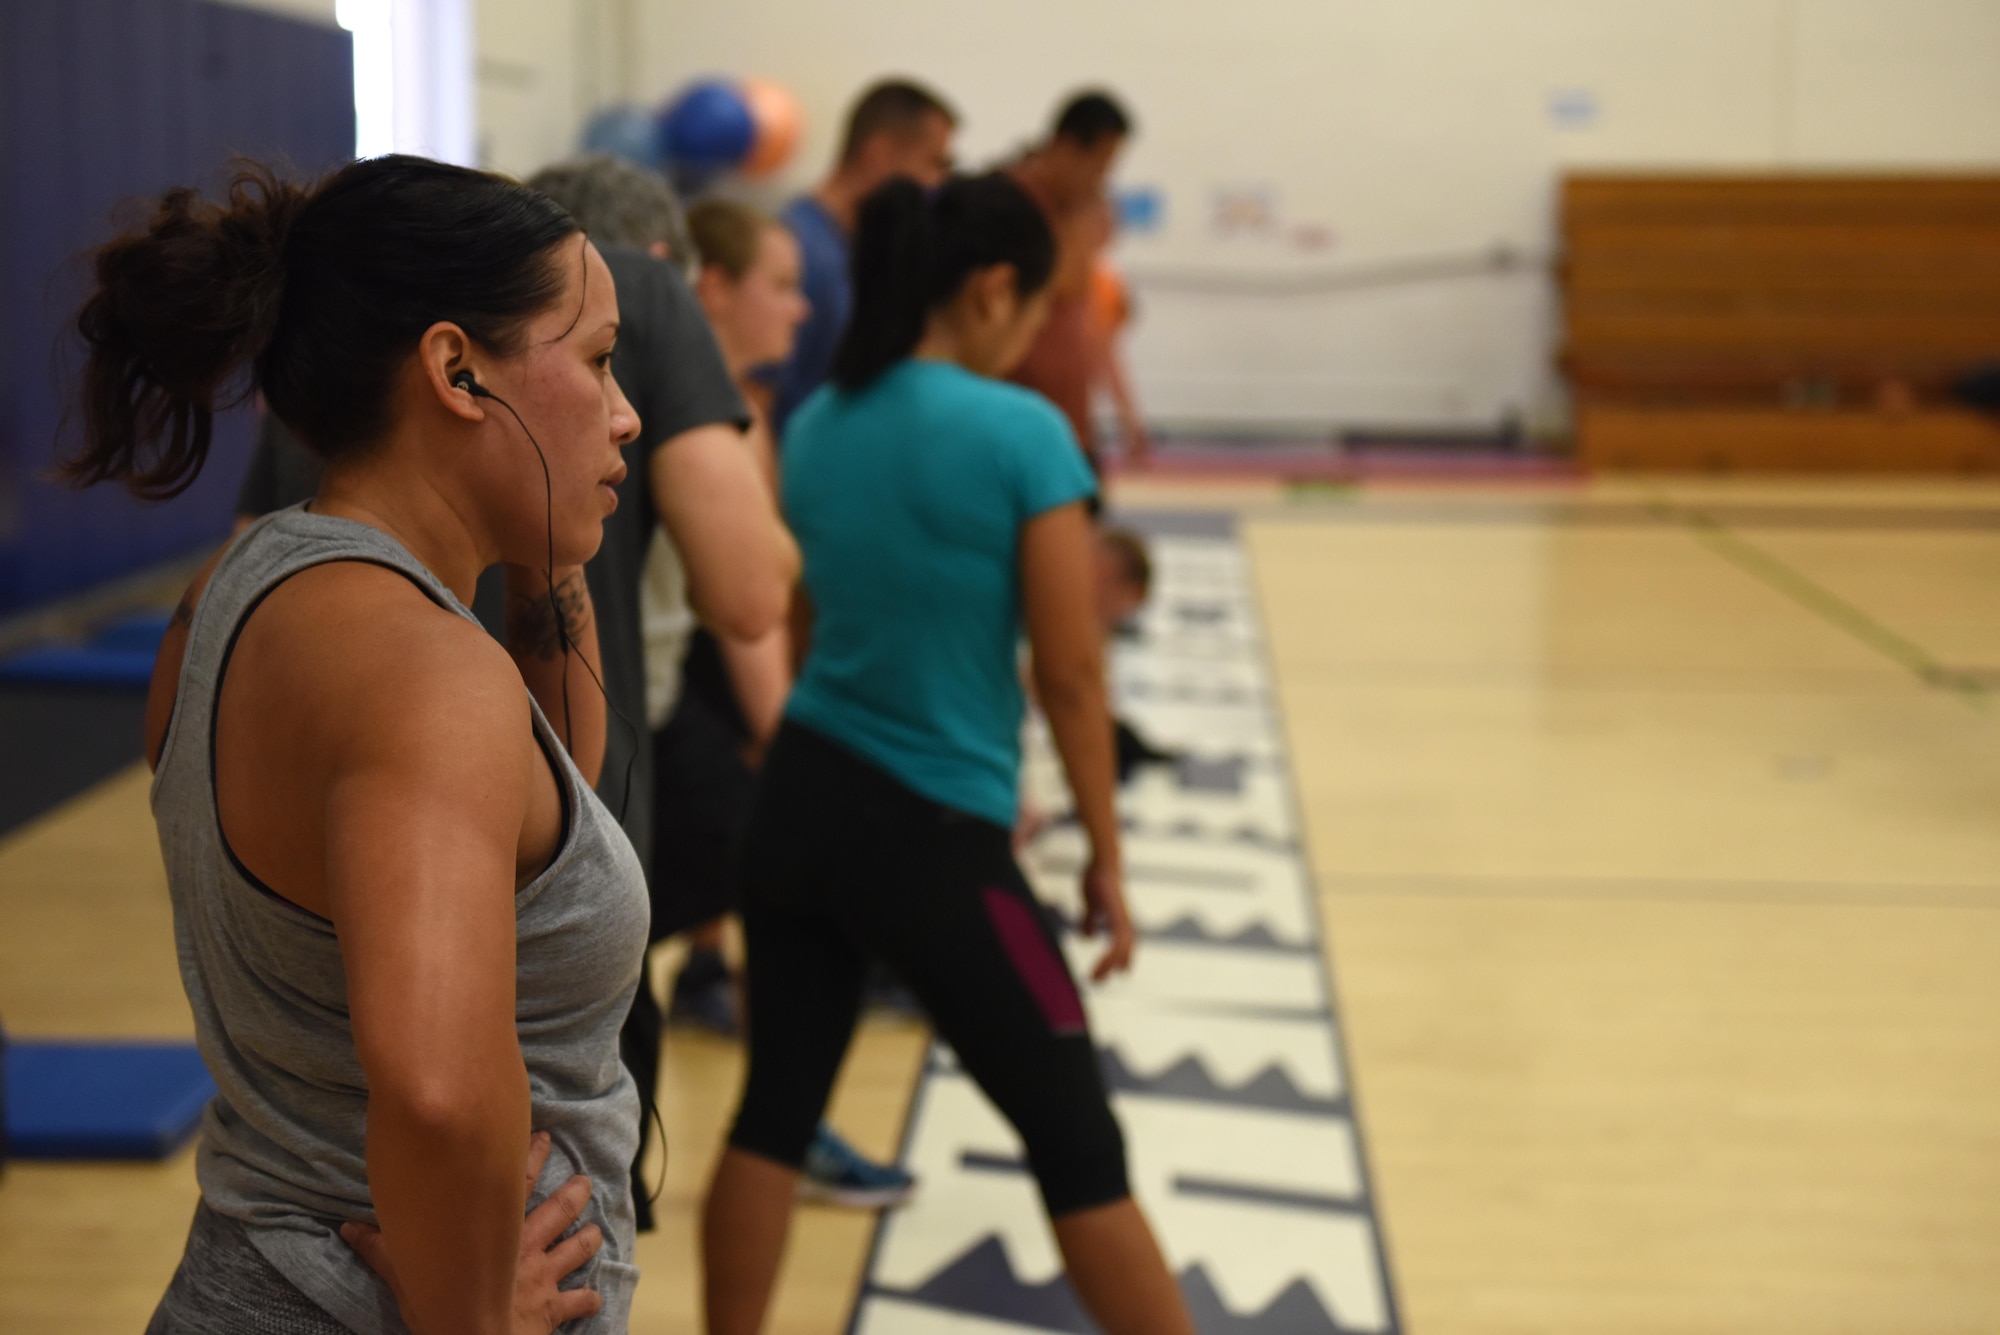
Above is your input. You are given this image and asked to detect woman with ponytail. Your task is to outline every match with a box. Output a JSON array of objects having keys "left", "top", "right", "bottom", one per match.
[
  {"left": 70, "top": 156, "right": 650, "bottom": 1334},
  {"left": 701, "top": 174, "right": 1193, "bottom": 1335}
]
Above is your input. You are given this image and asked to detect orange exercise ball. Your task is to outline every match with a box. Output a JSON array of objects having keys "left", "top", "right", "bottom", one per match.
[{"left": 739, "top": 77, "right": 802, "bottom": 178}]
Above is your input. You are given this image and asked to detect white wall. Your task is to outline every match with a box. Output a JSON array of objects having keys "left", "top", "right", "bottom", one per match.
[
  {"left": 482, "top": 0, "right": 2000, "bottom": 437},
  {"left": 474, "top": 0, "right": 634, "bottom": 177}
]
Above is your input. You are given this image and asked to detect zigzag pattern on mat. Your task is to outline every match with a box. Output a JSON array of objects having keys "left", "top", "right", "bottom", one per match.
[
  {"left": 1098, "top": 1051, "right": 1347, "bottom": 1116},
  {"left": 867, "top": 1236, "right": 1377, "bottom": 1335},
  {"left": 1142, "top": 916, "right": 1314, "bottom": 953}
]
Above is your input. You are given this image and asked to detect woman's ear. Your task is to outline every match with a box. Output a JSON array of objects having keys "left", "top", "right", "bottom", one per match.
[
  {"left": 417, "top": 321, "right": 486, "bottom": 423},
  {"left": 974, "top": 263, "right": 1021, "bottom": 325},
  {"left": 694, "top": 263, "right": 732, "bottom": 316}
]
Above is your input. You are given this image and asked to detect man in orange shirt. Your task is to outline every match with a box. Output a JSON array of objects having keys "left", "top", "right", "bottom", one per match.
[{"left": 1009, "top": 91, "right": 1139, "bottom": 480}]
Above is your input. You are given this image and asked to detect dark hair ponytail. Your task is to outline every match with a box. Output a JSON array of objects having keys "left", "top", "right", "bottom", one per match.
[
  {"left": 64, "top": 155, "right": 581, "bottom": 500},
  {"left": 66, "top": 166, "right": 304, "bottom": 498},
  {"left": 829, "top": 172, "right": 1055, "bottom": 392}
]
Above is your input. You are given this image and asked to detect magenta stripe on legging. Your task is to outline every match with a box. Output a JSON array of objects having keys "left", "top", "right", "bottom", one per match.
[{"left": 981, "top": 887, "right": 1086, "bottom": 1035}]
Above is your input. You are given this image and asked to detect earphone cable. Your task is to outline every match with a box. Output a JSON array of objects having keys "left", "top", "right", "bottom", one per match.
[
  {"left": 482, "top": 388, "right": 641, "bottom": 830},
  {"left": 476, "top": 380, "right": 660, "bottom": 1202}
]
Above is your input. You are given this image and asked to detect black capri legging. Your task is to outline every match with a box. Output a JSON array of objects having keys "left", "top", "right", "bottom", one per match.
[{"left": 729, "top": 722, "right": 1130, "bottom": 1218}]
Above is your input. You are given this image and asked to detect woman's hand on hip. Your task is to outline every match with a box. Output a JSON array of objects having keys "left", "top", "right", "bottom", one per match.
[
  {"left": 1080, "top": 854, "right": 1135, "bottom": 982},
  {"left": 342, "top": 1130, "right": 606, "bottom": 1335}
]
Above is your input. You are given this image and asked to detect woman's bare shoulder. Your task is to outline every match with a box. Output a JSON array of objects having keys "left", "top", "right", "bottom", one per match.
[{"left": 148, "top": 554, "right": 522, "bottom": 771}]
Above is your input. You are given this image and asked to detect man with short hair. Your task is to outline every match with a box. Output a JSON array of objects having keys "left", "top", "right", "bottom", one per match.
[
  {"left": 1009, "top": 90, "right": 1138, "bottom": 474},
  {"left": 769, "top": 79, "right": 958, "bottom": 437}
]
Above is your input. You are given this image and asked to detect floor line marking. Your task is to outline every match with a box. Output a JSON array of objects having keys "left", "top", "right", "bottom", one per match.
[
  {"left": 1170, "top": 1175, "right": 1373, "bottom": 1216},
  {"left": 1649, "top": 497, "right": 1987, "bottom": 709},
  {"left": 1319, "top": 870, "right": 2000, "bottom": 910}
]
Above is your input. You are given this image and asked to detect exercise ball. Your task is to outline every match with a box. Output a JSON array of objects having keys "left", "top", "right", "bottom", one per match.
[
  {"left": 581, "top": 105, "right": 662, "bottom": 168},
  {"left": 739, "top": 77, "right": 802, "bottom": 178},
  {"left": 659, "top": 80, "right": 755, "bottom": 170}
]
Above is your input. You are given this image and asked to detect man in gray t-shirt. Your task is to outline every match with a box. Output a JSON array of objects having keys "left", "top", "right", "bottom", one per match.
[{"left": 568, "top": 245, "right": 752, "bottom": 864}]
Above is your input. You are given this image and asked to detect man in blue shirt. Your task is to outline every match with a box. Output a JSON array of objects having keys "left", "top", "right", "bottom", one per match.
[{"left": 770, "top": 80, "right": 958, "bottom": 437}]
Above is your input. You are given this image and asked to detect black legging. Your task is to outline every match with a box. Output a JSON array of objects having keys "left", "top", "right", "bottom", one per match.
[{"left": 728, "top": 722, "right": 1130, "bottom": 1218}]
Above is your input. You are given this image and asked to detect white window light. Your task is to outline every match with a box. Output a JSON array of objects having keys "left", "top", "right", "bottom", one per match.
[
  {"left": 336, "top": 0, "right": 395, "bottom": 160},
  {"left": 336, "top": 0, "right": 473, "bottom": 166}
]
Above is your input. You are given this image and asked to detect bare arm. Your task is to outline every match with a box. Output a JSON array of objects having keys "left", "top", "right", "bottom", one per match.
[
  {"left": 324, "top": 647, "right": 538, "bottom": 1335},
  {"left": 718, "top": 627, "right": 791, "bottom": 757},
  {"left": 1102, "top": 346, "right": 1149, "bottom": 466},
  {"left": 1020, "top": 502, "right": 1132, "bottom": 980},
  {"left": 650, "top": 423, "right": 800, "bottom": 642},
  {"left": 786, "top": 586, "right": 815, "bottom": 674},
  {"left": 172, "top": 569, "right": 601, "bottom": 1334},
  {"left": 502, "top": 565, "right": 607, "bottom": 787},
  {"left": 714, "top": 408, "right": 795, "bottom": 755}
]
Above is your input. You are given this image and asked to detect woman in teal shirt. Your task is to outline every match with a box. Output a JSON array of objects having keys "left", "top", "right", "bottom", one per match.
[{"left": 701, "top": 174, "right": 1193, "bottom": 1335}]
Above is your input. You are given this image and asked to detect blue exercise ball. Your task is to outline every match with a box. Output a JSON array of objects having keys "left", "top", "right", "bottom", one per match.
[
  {"left": 582, "top": 105, "right": 662, "bottom": 168},
  {"left": 658, "top": 81, "right": 755, "bottom": 170}
]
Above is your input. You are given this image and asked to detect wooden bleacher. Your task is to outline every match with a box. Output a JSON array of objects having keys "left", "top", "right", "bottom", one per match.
[{"left": 1560, "top": 174, "right": 2000, "bottom": 471}]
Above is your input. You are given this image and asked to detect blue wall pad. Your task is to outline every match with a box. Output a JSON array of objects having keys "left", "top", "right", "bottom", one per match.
[
  {"left": 0, "top": 0, "right": 354, "bottom": 616},
  {"left": 0, "top": 607, "right": 173, "bottom": 687},
  {"left": 4, "top": 1040, "right": 214, "bottom": 1159},
  {"left": 849, "top": 514, "right": 1403, "bottom": 1335}
]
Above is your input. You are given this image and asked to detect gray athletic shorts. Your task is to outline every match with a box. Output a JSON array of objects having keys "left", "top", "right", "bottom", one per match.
[{"left": 147, "top": 1202, "right": 348, "bottom": 1335}]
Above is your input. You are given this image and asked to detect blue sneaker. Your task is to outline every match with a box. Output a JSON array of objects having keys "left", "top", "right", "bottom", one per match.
[{"left": 798, "top": 1123, "right": 917, "bottom": 1209}]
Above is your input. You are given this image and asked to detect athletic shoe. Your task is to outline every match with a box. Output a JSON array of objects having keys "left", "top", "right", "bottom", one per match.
[
  {"left": 667, "top": 948, "right": 740, "bottom": 1038},
  {"left": 798, "top": 1124, "right": 918, "bottom": 1209},
  {"left": 862, "top": 967, "right": 928, "bottom": 1023},
  {"left": 1114, "top": 715, "right": 1179, "bottom": 783}
]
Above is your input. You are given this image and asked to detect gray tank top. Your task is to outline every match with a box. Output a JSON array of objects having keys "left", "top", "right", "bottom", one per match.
[{"left": 151, "top": 507, "right": 648, "bottom": 1333}]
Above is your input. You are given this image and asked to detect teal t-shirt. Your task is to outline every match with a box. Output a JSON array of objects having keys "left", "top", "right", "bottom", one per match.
[{"left": 782, "top": 359, "right": 1098, "bottom": 827}]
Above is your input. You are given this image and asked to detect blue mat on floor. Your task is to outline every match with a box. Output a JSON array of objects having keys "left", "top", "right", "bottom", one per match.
[
  {"left": 3, "top": 1040, "right": 214, "bottom": 1160},
  {"left": 0, "top": 609, "right": 170, "bottom": 689},
  {"left": 0, "top": 645, "right": 159, "bottom": 688},
  {"left": 90, "top": 610, "right": 174, "bottom": 654}
]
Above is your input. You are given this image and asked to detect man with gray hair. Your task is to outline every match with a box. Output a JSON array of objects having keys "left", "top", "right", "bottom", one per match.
[
  {"left": 527, "top": 153, "right": 695, "bottom": 276},
  {"left": 526, "top": 155, "right": 917, "bottom": 1221},
  {"left": 525, "top": 154, "right": 702, "bottom": 726}
]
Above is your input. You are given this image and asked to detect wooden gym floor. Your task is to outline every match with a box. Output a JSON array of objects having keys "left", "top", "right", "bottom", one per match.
[{"left": 3, "top": 473, "right": 1997, "bottom": 1333}]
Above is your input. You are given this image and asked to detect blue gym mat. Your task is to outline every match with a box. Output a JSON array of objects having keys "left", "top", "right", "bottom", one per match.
[
  {"left": 89, "top": 610, "right": 175, "bottom": 654},
  {"left": 0, "top": 609, "right": 170, "bottom": 690},
  {"left": 3, "top": 1039, "right": 214, "bottom": 1160}
]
